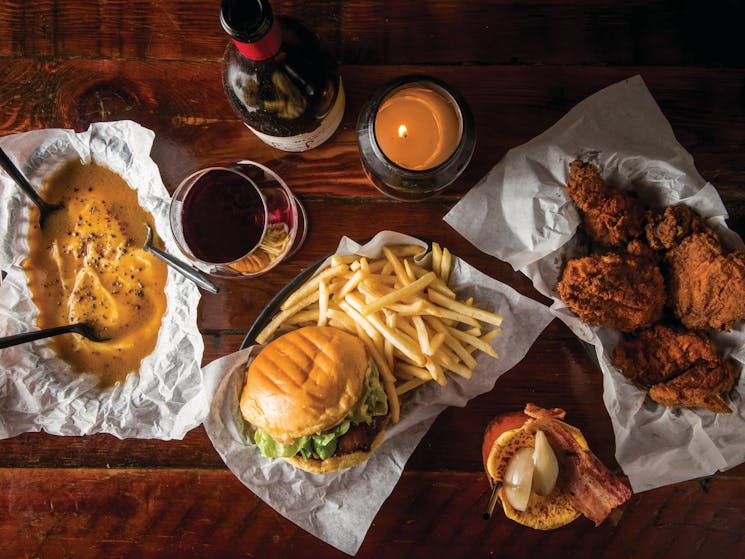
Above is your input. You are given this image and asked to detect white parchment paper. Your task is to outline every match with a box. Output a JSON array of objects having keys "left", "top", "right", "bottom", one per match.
[
  {"left": 445, "top": 75, "right": 745, "bottom": 492},
  {"left": 0, "top": 121, "right": 206, "bottom": 440},
  {"left": 203, "top": 231, "right": 555, "bottom": 555}
]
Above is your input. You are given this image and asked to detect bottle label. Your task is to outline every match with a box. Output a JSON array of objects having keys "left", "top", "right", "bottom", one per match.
[
  {"left": 247, "top": 79, "right": 346, "bottom": 152},
  {"left": 232, "top": 19, "right": 282, "bottom": 61}
]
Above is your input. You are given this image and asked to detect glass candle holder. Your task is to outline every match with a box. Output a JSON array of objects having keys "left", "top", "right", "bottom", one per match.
[
  {"left": 356, "top": 75, "right": 476, "bottom": 200},
  {"left": 169, "top": 160, "right": 308, "bottom": 278}
]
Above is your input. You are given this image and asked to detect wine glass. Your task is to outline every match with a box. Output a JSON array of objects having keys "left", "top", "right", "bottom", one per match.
[{"left": 169, "top": 161, "right": 307, "bottom": 277}]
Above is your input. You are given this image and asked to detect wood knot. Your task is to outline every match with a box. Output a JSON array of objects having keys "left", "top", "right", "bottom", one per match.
[{"left": 69, "top": 80, "right": 152, "bottom": 129}]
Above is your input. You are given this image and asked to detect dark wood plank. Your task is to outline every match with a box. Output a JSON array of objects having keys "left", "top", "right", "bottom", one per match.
[
  {"left": 2, "top": 1, "right": 745, "bottom": 67},
  {"left": 0, "top": 0, "right": 224, "bottom": 61},
  {"left": 1, "top": 468, "right": 744, "bottom": 559},
  {"left": 0, "top": 428, "right": 224, "bottom": 469},
  {"left": 343, "top": 0, "right": 745, "bottom": 67}
]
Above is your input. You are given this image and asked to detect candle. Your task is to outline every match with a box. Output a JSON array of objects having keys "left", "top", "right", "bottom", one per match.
[
  {"left": 374, "top": 84, "right": 462, "bottom": 171},
  {"left": 356, "top": 76, "right": 476, "bottom": 200}
]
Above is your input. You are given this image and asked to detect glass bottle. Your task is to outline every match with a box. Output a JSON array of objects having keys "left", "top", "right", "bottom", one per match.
[{"left": 219, "top": 0, "right": 345, "bottom": 152}]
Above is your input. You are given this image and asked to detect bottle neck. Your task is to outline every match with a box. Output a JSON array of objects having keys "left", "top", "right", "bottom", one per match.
[{"left": 232, "top": 17, "right": 282, "bottom": 61}]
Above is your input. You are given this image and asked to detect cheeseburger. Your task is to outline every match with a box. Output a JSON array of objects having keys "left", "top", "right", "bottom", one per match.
[
  {"left": 240, "top": 326, "right": 389, "bottom": 474},
  {"left": 482, "top": 403, "right": 631, "bottom": 529}
]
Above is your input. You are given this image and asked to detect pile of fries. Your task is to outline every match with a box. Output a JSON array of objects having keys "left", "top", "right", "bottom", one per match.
[{"left": 255, "top": 243, "right": 503, "bottom": 423}]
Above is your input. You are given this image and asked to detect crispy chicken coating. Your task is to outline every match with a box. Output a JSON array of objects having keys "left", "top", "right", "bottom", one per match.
[
  {"left": 556, "top": 250, "right": 665, "bottom": 333},
  {"left": 665, "top": 230, "right": 745, "bottom": 330},
  {"left": 645, "top": 204, "right": 706, "bottom": 251},
  {"left": 645, "top": 203, "right": 745, "bottom": 330},
  {"left": 648, "top": 362, "right": 738, "bottom": 414},
  {"left": 566, "top": 160, "right": 645, "bottom": 247},
  {"left": 612, "top": 324, "right": 718, "bottom": 386},
  {"left": 613, "top": 324, "right": 738, "bottom": 414}
]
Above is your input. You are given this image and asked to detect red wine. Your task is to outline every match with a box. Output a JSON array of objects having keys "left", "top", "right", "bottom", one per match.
[
  {"left": 220, "top": 0, "right": 345, "bottom": 152},
  {"left": 181, "top": 169, "right": 265, "bottom": 264}
]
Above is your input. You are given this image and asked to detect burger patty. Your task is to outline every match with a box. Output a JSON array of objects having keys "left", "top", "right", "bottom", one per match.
[
  {"left": 335, "top": 415, "right": 386, "bottom": 455},
  {"left": 296, "top": 415, "right": 388, "bottom": 464}
]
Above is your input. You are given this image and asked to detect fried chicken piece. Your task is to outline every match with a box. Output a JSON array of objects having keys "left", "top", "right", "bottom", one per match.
[
  {"left": 567, "top": 160, "right": 645, "bottom": 247},
  {"left": 644, "top": 203, "right": 745, "bottom": 330},
  {"left": 648, "top": 361, "right": 738, "bottom": 414},
  {"left": 665, "top": 229, "right": 745, "bottom": 330},
  {"left": 556, "top": 250, "right": 665, "bottom": 332},
  {"left": 613, "top": 324, "right": 738, "bottom": 413},
  {"left": 645, "top": 204, "right": 706, "bottom": 251},
  {"left": 626, "top": 238, "right": 658, "bottom": 261},
  {"left": 612, "top": 324, "right": 718, "bottom": 386}
]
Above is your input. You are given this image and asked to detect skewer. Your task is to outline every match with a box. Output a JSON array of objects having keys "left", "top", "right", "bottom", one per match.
[{"left": 483, "top": 482, "right": 501, "bottom": 520}]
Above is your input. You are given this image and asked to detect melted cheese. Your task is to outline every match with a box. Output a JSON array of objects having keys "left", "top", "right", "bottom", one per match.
[{"left": 25, "top": 160, "right": 168, "bottom": 386}]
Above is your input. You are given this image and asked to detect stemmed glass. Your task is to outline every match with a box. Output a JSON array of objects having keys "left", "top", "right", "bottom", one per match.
[{"left": 170, "top": 161, "right": 307, "bottom": 277}]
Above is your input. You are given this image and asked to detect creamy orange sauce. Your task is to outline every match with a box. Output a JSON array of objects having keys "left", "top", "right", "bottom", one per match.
[{"left": 25, "top": 160, "right": 168, "bottom": 386}]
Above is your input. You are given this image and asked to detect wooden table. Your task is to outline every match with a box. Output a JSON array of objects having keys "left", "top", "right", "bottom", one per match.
[{"left": 2, "top": 1, "right": 745, "bottom": 557}]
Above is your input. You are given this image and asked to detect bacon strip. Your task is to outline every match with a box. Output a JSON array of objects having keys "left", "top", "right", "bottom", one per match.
[
  {"left": 524, "top": 404, "right": 632, "bottom": 526},
  {"left": 525, "top": 403, "right": 566, "bottom": 421}
]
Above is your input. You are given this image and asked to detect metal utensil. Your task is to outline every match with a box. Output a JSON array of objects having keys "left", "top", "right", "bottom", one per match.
[
  {"left": 143, "top": 224, "right": 219, "bottom": 294},
  {"left": 0, "top": 146, "right": 63, "bottom": 225},
  {"left": 0, "top": 322, "right": 108, "bottom": 350}
]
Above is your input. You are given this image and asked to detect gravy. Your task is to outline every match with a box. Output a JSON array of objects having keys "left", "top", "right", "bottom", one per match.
[{"left": 25, "top": 160, "right": 168, "bottom": 386}]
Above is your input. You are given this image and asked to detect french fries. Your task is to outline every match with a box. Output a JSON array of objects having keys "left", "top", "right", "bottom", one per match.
[{"left": 254, "top": 242, "right": 503, "bottom": 424}]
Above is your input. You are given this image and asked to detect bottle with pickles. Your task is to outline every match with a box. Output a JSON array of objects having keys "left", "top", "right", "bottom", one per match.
[{"left": 219, "top": 0, "right": 345, "bottom": 152}]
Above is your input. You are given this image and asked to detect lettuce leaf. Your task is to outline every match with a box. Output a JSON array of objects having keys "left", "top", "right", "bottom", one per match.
[
  {"left": 301, "top": 421, "right": 351, "bottom": 460},
  {"left": 254, "top": 428, "right": 308, "bottom": 458},
  {"left": 347, "top": 360, "right": 388, "bottom": 424}
]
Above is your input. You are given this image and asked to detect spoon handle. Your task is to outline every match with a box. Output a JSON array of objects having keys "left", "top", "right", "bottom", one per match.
[
  {"left": 146, "top": 244, "right": 220, "bottom": 294},
  {"left": 0, "top": 323, "right": 81, "bottom": 350},
  {"left": 0, "top": 147, "right": 49, "bottom": 211}
]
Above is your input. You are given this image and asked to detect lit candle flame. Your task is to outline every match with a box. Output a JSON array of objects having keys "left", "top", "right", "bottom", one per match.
[{"left": 397, "top": 124, "right": 408, "bottom": 138}]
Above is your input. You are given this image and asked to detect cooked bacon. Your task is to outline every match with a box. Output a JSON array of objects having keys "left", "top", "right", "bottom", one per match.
[
  {"left": 524, "top": 403, "right": 566, "bottom": 421},
  {"left": 523, "top": 404, "right": 632, "bottom": 525}
]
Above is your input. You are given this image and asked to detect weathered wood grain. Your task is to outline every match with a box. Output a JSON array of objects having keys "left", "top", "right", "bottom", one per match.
[
  {"left": 1, "top": 468, "right": 744, "bottom": 559},
  {"left": 2, "top": 1, "right": 744, "bottom": 68},
  {"left": 2, "top": 1, "right": 745, "bottom": 557}
]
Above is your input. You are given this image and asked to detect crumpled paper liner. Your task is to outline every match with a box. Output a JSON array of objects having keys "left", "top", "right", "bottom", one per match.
[
  {"left": 444, "top": 75, "right": 745, "bottom": 492},
  {"left": 203, "top": 231, "right": 555, "bottom": 555},
  {"left": 0, "top": 121, "right": 206, "bottom": 440}
]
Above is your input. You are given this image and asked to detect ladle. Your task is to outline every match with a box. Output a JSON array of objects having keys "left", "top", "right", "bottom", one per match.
[
  {"left": 0, "top": 146, "right": 63, "bottom": 225},
  {"left": 143, "top": 224, "right": 219, "bottom": 294},
  {"left": 0, "top": 322, "right": 108, "bottom": 350}
]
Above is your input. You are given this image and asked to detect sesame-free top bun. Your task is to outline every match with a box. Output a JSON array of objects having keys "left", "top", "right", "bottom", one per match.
[{"left": 240, "top": 326, "right": 368, "bottom": 444}]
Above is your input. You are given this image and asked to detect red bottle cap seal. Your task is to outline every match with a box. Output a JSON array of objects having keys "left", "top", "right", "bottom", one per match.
[{"left": 232, "top": 19, "right": 282, "bottom": 61}]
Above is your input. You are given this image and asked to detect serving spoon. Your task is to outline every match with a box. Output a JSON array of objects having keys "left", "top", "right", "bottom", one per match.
[
  {"left": 0, "top": 146, "right": 63, "bottom": 225},
  {"left": 143, "top": 224, "right": 220, "bottom": 294},
  {"left": 0, "top": 322, "right": 109, "bottom": 350}
]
